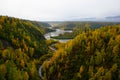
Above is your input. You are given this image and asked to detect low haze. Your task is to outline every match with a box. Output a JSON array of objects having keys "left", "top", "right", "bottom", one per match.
[{"left": 0, "top": 0, "right": 120, "bottom": 21}]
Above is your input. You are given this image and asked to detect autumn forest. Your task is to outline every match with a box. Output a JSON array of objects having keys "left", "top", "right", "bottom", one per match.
[{"left": 0, "top": 16, "right": 120, "bottom": 80}]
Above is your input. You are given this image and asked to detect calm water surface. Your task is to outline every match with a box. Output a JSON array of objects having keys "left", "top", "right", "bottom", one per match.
[{"left": 44, "top": 29, "right": 72, "bottom": 43}]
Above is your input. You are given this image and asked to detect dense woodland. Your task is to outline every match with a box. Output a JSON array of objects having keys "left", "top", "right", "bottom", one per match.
[
  {"left": 0, "top": 16, "right": 120, "bottom": 80},
  {"left": 43, "top": 24, "right": 120, "bottom": 80},
  {"left": 0, "top": 16, "right": 52, "bottom": 80}
]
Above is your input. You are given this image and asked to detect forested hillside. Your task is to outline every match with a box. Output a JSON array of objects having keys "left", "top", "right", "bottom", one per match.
[
  {"left": 43, "top": 25, "right": 120, "bottom": 80},
  {"left": 0, "top": 16, "right": 49, "bottom": 80},
  {"left": 1, "top": 16, "right": 120, "bottom": 80},
  {"left": 30, "top": 21, "right": 54, "bottom": 34}
]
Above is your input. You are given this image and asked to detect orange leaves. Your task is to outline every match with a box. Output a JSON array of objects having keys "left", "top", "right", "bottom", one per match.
[{"left": 50, "top": 49, "right": 63, "bottom": 64}]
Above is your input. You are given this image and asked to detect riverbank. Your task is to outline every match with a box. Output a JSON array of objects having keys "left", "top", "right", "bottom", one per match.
[
  {"left": 39, "top": 43, "right": 57, "bottom": 80},
  {"left": 44, "top": 29, "right": 73, "bottom": 43}
]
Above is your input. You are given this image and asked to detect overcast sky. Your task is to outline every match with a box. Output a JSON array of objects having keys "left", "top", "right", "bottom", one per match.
[{"left": 0, "top": 0, "right": 120, "bottom": 21}]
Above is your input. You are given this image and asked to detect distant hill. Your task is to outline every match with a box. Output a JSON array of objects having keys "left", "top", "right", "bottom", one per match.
[
  {"left": 46, "top": 21, "right": 63, "bottom": 27},
  {"left": 67, "top": 15, "right": 120, "bottom": 22},
  {"left": 29, "top": 20, "right": 51, "bottom": 28},
  {"left": 106, "top": 16, "right": 120, "bottom": 19},
  {"left": 105, "top": 16, "right": 120, "bottom": 22},
  {"left": 30, "top": 21, "right": 54, "bottom": 34},
  {"left": 51, "top": 21, "right": 120, "bottom": 30}
]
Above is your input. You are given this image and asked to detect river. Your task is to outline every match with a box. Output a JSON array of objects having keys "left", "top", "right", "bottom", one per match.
[
  {"left": 39, "top": 28, "right": 73, "bottom": 79},
  {"left": 44, "top": 29, "right": 72, "bottom": 43}
]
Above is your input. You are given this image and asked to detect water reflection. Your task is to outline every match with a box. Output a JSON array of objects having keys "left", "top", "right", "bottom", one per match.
[{"left": 44, "top": 29, "right": 72, "bottom": 43}]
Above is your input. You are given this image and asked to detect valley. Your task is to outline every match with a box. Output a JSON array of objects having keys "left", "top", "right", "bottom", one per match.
[
  {"left": 0, "top": 16, "right": 120, "bottom": 80},
  {"left": 1, "top": 0, "right": 120, "bottom": 80}
]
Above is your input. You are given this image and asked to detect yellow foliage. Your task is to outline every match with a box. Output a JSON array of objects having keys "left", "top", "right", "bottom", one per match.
[
  {"left": 80, "top": 65, "right": 84, "bottom": 74},
  {"left": 113, "top": 45, "right": 119, "bottom": 55},
  {"left": 0, "top": 64, "right": 7, "bottom": 76},
  {"left": 58, "top": 72, "right": 61, "bottom": 79},
  {"left": 20, "top": 59, "right": 25, "bottom": 68},
  {"left": 104, "top": 71, "right": 112, "bottom": 80},
  {"left": 50, "top": 49, "right": 63, "bottom": 64},
  {"left": 12, "top": 39, "right": 17, "bottom": 44},
  {"left": 43, "top": 61, "right": 50, "bottom": 71},
  {"left": 23, "top": 43, "right": 28, "bottom": 52},
  {"left": 28, "top": 62, "right": 36, "bottom": 77},
  {"left": 26, "top": 36, "right": 30, "bottom": 41},
  {"left": 94, "top": 67, "right": 104, "bottom": 78},
  {"left": 0, "top": 25, "right": 2, "bottom": 29},
  {"left": 86, "top": 41, "right": 91, "bottom": 54},
  {"left": 88, "top": 66, "right": 94, "bottom": 77},
  {"left": 111, "top": 63, "right": 117, "bottom": 72},
  {"left": 23, "top": 72, "right": 29, "bottom": 80},
  {"left": 2, "top": 49, "right": 8, "bottom": 59},
  {"left": 115, "top": 35, "right": 120, "bottom": 44},
  {"left": 29, "top": 47, "right": 34, "bottom": 57}
]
